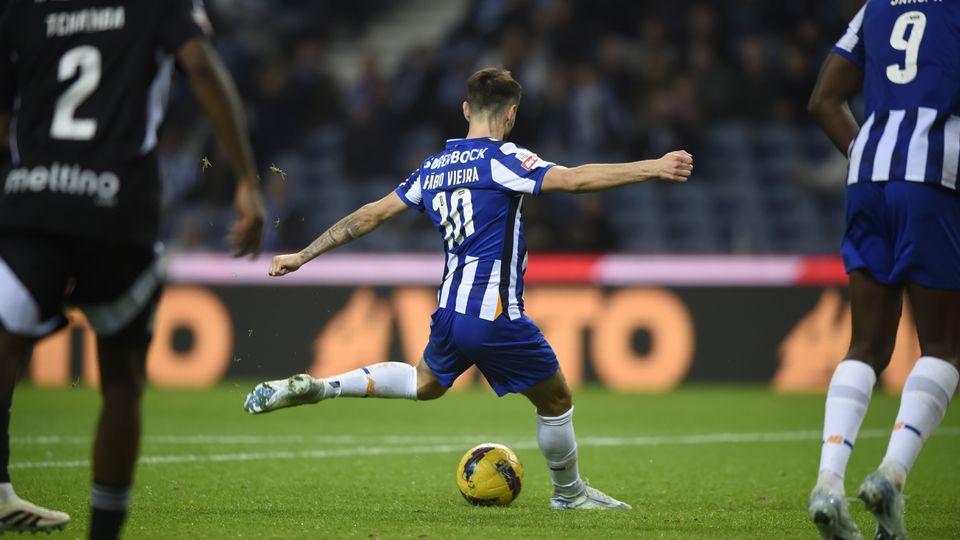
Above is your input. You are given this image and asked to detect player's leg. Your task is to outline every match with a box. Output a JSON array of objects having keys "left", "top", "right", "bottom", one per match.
[
  {"left": 857, "top": 284, "right": 959, "bottom": 539},
  {"left": 244, "top": 310, "right": 463, "bottom": 413},
  {"left": 459, "top": 312, "right": 628, "bottom": 511},
  {"left": 72, "top": 241, "right": 163, "bottom": 540},
  {"left": 88, "top": 337, "right": 148, "bottom": 540},
  {"left": 854, "top": 182, "right": 960, "bottom": 539},
  {"left": 0, "top": 237, "right": 71, "bottom": 532},
  {"left": 244, "top": 361, "right": 426, "bottom": 414},
  {"left": 519, "top": 368, "right": 630, "bottom": 510},
  {"left": 809, "top": 270, "right": 902, "bottom": 540}
]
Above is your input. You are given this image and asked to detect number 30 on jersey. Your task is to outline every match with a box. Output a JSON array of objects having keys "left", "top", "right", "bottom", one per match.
[{"left": 432, "top": 188, "right": 475, "bottom": 249}]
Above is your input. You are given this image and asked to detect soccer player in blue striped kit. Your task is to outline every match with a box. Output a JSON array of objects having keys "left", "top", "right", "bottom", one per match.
[
  {"left": 807, "top": 2, "right": 960, "bottom": 539},
  {"left": 244, "top": 68, "right": 693, "bottom": 510}
]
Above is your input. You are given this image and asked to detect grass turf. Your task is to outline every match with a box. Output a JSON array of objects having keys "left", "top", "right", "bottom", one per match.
[{"left": 10, "top": 384, "right": 960, "bottom": 539}]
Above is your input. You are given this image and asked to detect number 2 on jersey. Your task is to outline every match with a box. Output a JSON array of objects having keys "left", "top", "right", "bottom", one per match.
[
  {"left": 432, "top": 188, "right": 475, "bottom": 249},
  {"left": 886, "top": 11, "right": 926, "bottom": 85},
  {"left": 51, "top": 46, "right": 101, "bottom": 140}
]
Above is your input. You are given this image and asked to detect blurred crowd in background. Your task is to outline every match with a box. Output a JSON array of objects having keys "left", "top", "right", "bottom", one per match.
[{"left": 160, "top": 0, "right": 866, "bottom": 254}]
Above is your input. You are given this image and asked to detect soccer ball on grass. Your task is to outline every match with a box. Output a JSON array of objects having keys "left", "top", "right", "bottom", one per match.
[{"left": 456, "top": 443, "right": 524, "bottom": 506}]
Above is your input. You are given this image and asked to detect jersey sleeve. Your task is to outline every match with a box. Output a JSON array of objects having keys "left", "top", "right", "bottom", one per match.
[
  {"left": 490, "top": 142, "right": 555, "bottom": 195},
  {"left": 395, "top": 169, "right": 425, "bottom": 212},
  {"left": 832, "top": 4, "right": 867, "bottom": 69},
  {"left": 157, "top": 0, "right": 210, "bottom": 54}
]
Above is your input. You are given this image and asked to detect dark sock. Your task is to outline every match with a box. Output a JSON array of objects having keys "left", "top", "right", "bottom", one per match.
[
  {"left": 89, "top": 483, "right": 130, "bottom": 540},
  {"left": 89, "top": 508, "right": 126, "bottom": 540}
]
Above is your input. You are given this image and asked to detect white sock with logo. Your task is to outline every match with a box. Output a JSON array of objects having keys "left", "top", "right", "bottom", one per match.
[
  {"left": 880, "top": 356, "right": 958, "bottom": 489},
  {"left": 536, "top": 407, "right": 583, "bottom": 499},
  {"left": 817, "top": 360, "right": 876, "bottom": 494},
  {"left": 322, "top": 362, "right": 417, "bottom": 399}
]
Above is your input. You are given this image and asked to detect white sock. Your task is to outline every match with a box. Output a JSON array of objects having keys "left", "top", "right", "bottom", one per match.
[
  {"left": 91, "top": 483, "right": 131, "bottom": 512},
  {"left": 818, "top": 359, "right": 876, "bottom": 493},
  {"left": 323, "top": 362, "right": 417, "bottom": 400},
  {"left": 536, "top": 407, "right": 583, "bottom": 499},
  {"left": 881, "top": 356, "right": 959, "bottom": 488},
  {"left": 0, "top": 483, "right": 15, "bottom": 503}
]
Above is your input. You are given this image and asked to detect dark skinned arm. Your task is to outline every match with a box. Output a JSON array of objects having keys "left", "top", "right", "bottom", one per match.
[
  {"left": 176, "top": 38, "right": 264, "bottom": 257},
  {"left": 808, "top": 53, "right": 864, "bottom": 155}
]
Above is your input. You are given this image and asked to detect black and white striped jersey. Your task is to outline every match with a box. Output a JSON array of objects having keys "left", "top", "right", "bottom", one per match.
[{"left": 0, "top": 0, "right": 206, "bottom": 243}]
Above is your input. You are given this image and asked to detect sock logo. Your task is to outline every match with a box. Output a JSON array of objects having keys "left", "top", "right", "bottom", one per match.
[{"left": 824, "top": 434, "right": 854, "bottom": 449}]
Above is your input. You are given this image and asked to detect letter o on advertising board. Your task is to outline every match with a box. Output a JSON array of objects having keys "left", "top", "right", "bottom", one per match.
[
  {"left": 591, "top": 288, "right": 695, "bottom": 391},
  {"left": 147, "top": 286, "right": 232, "bottom": 387}
]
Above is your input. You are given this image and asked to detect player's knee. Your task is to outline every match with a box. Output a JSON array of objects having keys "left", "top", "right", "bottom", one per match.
[
  {"left": 417, "top": 380, "right": 446, "bottom": 401},
  {"left": 538, "top": 390, "right": 572, "bottom": 418},
  {"left": 918, "top": 341, "right": 960, "bottom": 367},
  {"left": 847, "top": 341, "right": 895, "bottom": 374}
]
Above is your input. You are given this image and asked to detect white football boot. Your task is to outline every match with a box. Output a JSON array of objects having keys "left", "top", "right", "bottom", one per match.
[
  {"left": 858, "top": 466, "right": 908, "bottom": 540},
  {"left": 808, "top": 485, "right": 863, "bottom": 540},
  {"left": 0, "top": 494, "right": 70, "bottom": 533},
  {"left": 244, "top": 374, "right": 328, "bottom": 414},
  {"left": 550, "top": 482, "right": 632, "bottom": 510}
]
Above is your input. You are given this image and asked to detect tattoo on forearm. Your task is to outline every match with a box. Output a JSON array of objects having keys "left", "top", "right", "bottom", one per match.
[{"left": 301, "top": 213, "right": 363, "bottom": 260}]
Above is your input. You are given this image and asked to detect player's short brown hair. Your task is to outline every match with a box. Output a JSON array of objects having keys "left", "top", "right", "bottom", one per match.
[{"left": 466, "top": 68, "right": 523, "bottom": 115}]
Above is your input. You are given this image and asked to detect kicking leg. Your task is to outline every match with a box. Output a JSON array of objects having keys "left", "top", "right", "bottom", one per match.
[
  {"left": 858, "top": 284, "right": 960, "bottom": 540},
  {"left": 0, "top": 330, "right": 70, "bottom": 533},
  {"left": 810, "top": 270, "right": 901, "bottom": 540},
  {"left": 244, "top": 360, "right": 442, "bottom": 414},
  {"left": 88, "top": 337, "right": 148, "bottom": 540},
  {"left": 521, "top": 369, "right": 629, "bottom": 510}
]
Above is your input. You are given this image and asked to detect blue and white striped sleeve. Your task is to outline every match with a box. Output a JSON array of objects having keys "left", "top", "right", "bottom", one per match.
[
  {"left": 832, "top": 4, "right": 867, "bottom": 69},
  {"left": 490, "top": 142, "right": 555, "bottom": 196},
  {"left": 394, "top": 169, "right": 424, "bottom": 212}
]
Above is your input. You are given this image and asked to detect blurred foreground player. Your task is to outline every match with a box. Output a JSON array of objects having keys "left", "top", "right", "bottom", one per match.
[
  {"left": 807, "top": 2, "right": 960, "bottom": 539},
  {"left": 244, "top": 68, "right": 692, "bottom": 510},
  {"left": 0, "top": 0, "right": 264, "bottom": 536}
]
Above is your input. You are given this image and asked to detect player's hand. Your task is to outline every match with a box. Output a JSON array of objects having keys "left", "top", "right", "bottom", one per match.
[
  {"left": 269, "top": 253, "right": 305, "bottom": 277},
  {"left": 654, "top": 150, "right": 693, "bottom": 182},
  {"left": 229, "top": 180, "right": 265, "bottom": 258}
]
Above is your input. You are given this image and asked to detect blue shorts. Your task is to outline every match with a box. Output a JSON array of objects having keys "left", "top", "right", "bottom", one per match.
[
  {"left": 422, "top": 308, "right": 559, "bottom": 397},
  {"left": 842, "top": 181, "right": 960, "bottom": 290}
]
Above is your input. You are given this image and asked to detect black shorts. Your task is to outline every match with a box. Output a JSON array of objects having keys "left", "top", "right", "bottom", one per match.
[{"left": 0, "top": 233, "right": 163, "bottom": 344}]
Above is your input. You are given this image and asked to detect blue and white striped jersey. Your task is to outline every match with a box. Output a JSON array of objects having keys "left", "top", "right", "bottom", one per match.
[
  {"left": 833, "top": 0, "right": 960, "bottom": 189},
  {"left": 395, "top": 137, "right": 554, "bottom": 321}
]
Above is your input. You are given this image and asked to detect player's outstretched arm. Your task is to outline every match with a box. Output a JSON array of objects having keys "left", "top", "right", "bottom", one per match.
[
  {"left": 808, "top": 53, "right": 863, "bottom": 155},
  {"left": 269, "top": 192, "right": 410, "bottom": 277},
  {"left": 177, "top": 38, "right": 265, "bottom": 258},
  {"left": 540, "top": 150, "right": 692, "bottom": 193}
]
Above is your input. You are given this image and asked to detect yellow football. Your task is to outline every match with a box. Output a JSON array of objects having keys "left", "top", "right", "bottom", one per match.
[{"left": 456, "top": 443, "right": 524, "bottom": 506}]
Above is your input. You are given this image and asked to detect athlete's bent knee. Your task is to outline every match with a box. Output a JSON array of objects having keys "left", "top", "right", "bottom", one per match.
[{"left": 846, "top": 341, "right": 895, "bottom": 374}]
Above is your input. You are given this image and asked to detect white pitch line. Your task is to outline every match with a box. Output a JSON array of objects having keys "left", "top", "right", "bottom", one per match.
[
  {"left": 10, "top": 426, "right": 960, "bottom": 471},
  {"left": 11, "top": 434, "right": 500, "bottom": 446}
]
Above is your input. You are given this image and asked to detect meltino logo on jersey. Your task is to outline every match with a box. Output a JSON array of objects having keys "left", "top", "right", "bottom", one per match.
[{"left": 4, "top": 164, "right": 120, "bottom": 207}]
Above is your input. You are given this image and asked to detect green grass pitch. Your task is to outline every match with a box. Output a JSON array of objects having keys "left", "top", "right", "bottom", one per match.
[{"left": 10, "top": 384, "right": 959, "bottom": 539}]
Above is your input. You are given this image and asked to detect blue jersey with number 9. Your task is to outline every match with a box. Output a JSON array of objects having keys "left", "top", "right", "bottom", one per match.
[
  {"left": 395, "top": 137, "right": 554, "bottom": 321},
  {"left": 833, "top": 0, "right": 960, "bottom": 189}
]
